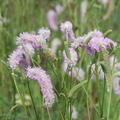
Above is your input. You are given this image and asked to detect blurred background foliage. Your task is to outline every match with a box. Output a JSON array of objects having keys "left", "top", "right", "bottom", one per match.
[{"left": 0, "top": 0, "right": 120, "bottom": 120}]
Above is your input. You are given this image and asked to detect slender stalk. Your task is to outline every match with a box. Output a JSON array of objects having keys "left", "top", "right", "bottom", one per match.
[
  {"left": 95, "top": 63, "right": 102, "bottom": 116},
  {"left": 27, "top": 80, "right": 39, "bottom": 120},
  {"left": 101, "top": 75, "right": 106, "bottom": 118},
  {"left": 102, "top": 49, "right": 113, "bottom": 120},
  {"left": 11, "top": 72, "right": 29, "bottom": 116},
  {"left": 83, "top": 87, "right": 91, "bottom": 120},
  {"left": 107, "top": 81, "right": 112, "bottom": 120},
  {"left": 69, "top": 99, "right": 72, "bottom": 120},
  {"left": 47, "top": 107, "right": 52, "bottom": 120}
]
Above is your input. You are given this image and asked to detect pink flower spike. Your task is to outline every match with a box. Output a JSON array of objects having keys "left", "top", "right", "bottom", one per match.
[
  {"left": 27, "top": 67, "right": 55, "bottom": 108},
  {"left": 47, "top": 10, "right": 58, "bottom": 31}
]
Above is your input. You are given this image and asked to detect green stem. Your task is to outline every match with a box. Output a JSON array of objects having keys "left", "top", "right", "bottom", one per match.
[
  {"left": 11, "top": 72, "right": 29, "bottom": 116},
  {"left": 83, "top": 87, "right": 91, "bottom": 120},
  {"left": 101, "top": 75, "right": 106, "bottom": 118},
  {"left": 95, "top": 64, "right": 102, "bottom": 115},
  {"left": 47, "top": 107, "right": 52, "bottom": 120},
  {"left": 27, "top": 80, "right": 39, "bottom": 120},
  {"left": 107, "top": 81, "right": 112, "bottom": 120}
]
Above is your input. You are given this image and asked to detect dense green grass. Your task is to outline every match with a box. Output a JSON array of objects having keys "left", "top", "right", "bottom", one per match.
[{"left": 0, "top": 0, "right": 120, "bottom": 120}]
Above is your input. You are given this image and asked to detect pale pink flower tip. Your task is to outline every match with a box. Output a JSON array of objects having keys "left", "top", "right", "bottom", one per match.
[
  {"left": 47, "top": 10, "right": 58, "bottom": 31},
  {"left": 60, "top": 21, "right": 75, "bottom": 41}
]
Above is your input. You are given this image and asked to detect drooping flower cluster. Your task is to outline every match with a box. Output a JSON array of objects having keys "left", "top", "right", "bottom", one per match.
[
  {"left": 8, "top": 28, "right": 51, "bottom": 70},
  {"left": 27, "top": 67, "right": 55, "bottom": 107},
  {"left": 60, "top": 21, "right": 75, "bottom": 41},
  {"left": 71, "top": 29, "right": 116, "bottom": 56}
]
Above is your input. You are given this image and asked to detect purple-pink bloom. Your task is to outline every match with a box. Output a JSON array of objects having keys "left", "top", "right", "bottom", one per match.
[
  {"left": 71, "top": 30, "right": 116, "bottom": 56},
  {"left": 27, "top": 67, "right": 55, "bottom": 108},
  {"left": 16, "top": 32, "right": 39, "bottom": 48},
  {"left": 47, "top": 10, "right": 58, "bottom": 31},
  {"left": 16, "top": 32, "right": 48, "bottom": 49},
  {"left": 8, "top": 46, "right": 30, "bottom": 70},
  {"left": 87, "top": 37, "right": 104, "bottom": 56},
  {"left": 60, "top": 21, "right": 75, "bottom": 41},
  {"left": 71, "top": 29, "right": 103, "bottom": 49},
  {"left": 87, "top": 37, "right": 116, "bottom": 56}
]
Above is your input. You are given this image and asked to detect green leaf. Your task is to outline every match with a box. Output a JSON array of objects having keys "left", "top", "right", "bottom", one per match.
[{"left": 68, "top": 80, "right": 87, "bottom": 98}]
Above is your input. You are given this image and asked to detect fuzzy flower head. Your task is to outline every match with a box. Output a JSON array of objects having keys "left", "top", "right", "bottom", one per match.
[
  {"left": 87, "top": 37, "right": 104, "bottom": 56},
  {"left": 71, "top": 29, "right": 103, "bottom": 49},
  {"left": 17, "top": 32, "right": 50, "bottom": 49},
  {"left": 8, "top": 46, "right": 24, "bottom": 70},
  {"left": 47, "top": 10, "right": 58, "bottom": 31},
  {"left": 38, "top": 28, "right": 51, "bottom": 41},
  {"left": 16, "top": 32, "right": 36, "bottom": 45},
  {"left": 8, "top": 46, "right": 30, "bottom": 70},
  {"left": 27, "top": 67, "right": 55, "bottom": 107},
  {"left": 16, "top": 32, "right": 39, "bottom": 48},
  {"left": 71, "top": 30, "right": 116, "bottom": 56},
  {"left": 60, "top": 21, "right": 75, "bottom": 41},
  {"left": 87, "top": 37, "right": 116, "bottom": 56}
]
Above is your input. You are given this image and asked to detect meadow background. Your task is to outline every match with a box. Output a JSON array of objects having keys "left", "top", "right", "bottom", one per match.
[{"left": 0, "top": 0, "right": 120, "bottom": 120}]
